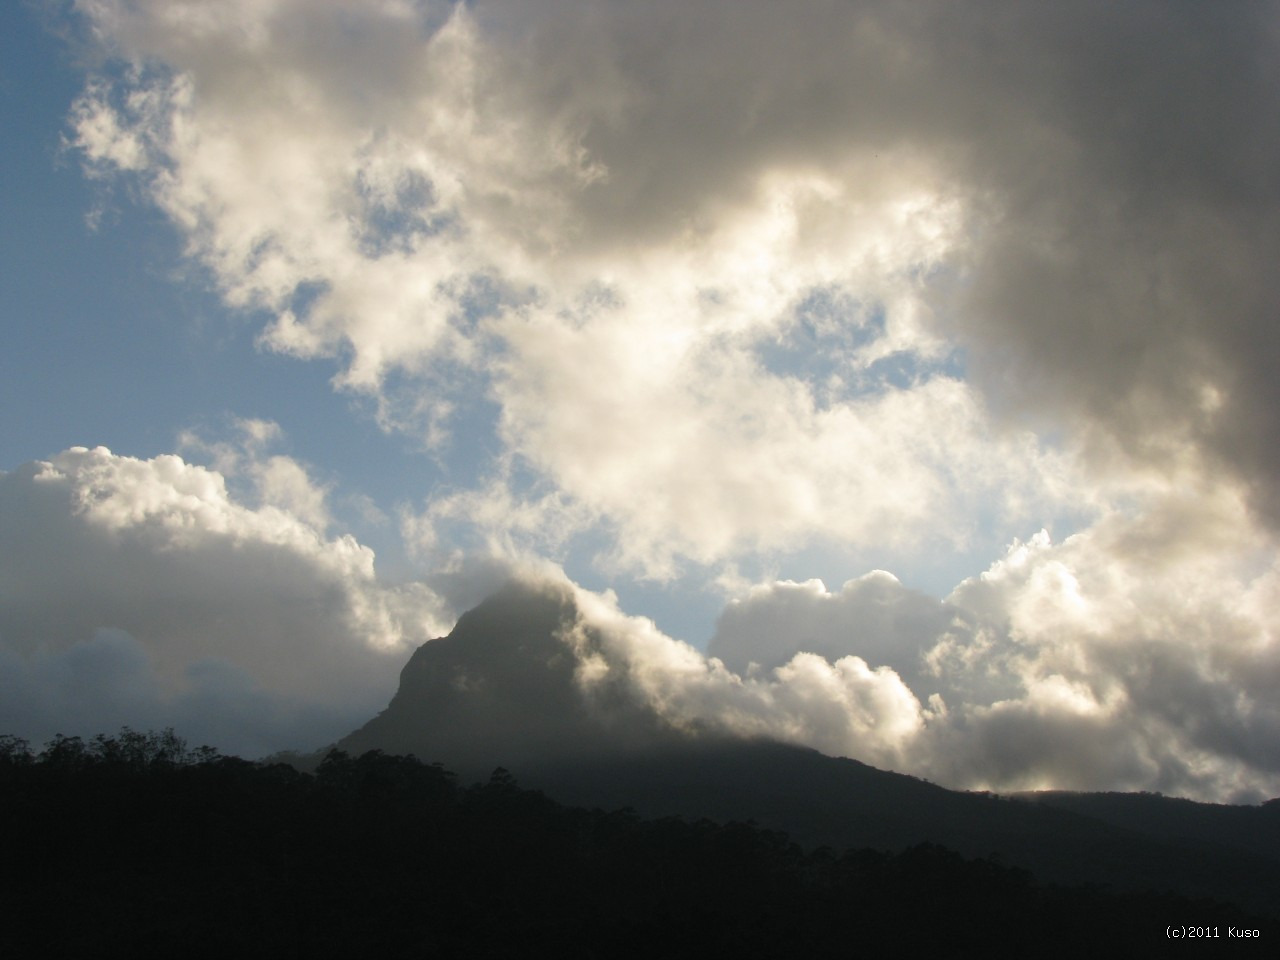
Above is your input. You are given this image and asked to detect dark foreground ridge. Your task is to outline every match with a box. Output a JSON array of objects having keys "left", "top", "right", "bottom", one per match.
[
  {"left": 2, "top": 730, "right": 1269, "bottom": 958},
  {"left": 336, "top": 580, "right": 1280, "bottom": 917}
]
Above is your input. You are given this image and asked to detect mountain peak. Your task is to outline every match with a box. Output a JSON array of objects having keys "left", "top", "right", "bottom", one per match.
[{"left": 338, "top": 579, "right": 680, "bottom": 779}]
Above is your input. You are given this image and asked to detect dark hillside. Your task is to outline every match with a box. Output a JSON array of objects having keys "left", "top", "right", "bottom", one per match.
[{"left": 2, "top": 732, "right": 1267, "bottom": 957}]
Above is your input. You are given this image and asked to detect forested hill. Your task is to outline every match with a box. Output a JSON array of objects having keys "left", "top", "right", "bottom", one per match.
[{"left": 1, "top": 730, "right": 1270, "bottom": 957}]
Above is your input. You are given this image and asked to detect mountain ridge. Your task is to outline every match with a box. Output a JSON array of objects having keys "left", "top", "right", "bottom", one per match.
[{"left": 335, "top": 579, "right": 1280, "bottom": 915}]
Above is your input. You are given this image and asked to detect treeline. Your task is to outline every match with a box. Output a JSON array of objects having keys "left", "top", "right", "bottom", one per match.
[{"left": 0, "top": 730, "right": 1266, "bottom": 957}]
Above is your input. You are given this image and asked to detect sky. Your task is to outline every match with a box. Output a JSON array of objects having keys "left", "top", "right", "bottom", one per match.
[{"left": 2, "top": 0, "right": 1279, "bottom": 802}]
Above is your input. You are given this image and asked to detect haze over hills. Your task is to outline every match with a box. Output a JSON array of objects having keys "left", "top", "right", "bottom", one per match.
[{"left": 337, "top": 580, "right": 1280, "bottom": 916}]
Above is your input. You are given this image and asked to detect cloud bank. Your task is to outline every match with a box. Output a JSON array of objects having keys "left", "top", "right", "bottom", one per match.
[
  {"left": 564, "top": 492, "right": 1280, "bottom": 803},
  {"left": 2, "top": 441, "right": 1277, "bottom": 801},
  {"left": 0, "top": 436, "right": 448, "bottom": 756}
]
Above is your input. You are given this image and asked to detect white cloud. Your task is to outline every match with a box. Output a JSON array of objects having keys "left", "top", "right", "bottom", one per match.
[
  {"left": 0, "top": 442, "right": 450, "bottom": 754},
  {"left": 709, "top": 570, "right": 957, "bottom": 684},
  {"left": 540, "top": 475, "right": 1280, "bottom": 802},
  {"left": 489, "top": 312, "right": 1057, "bottom": 576},
  {"left": 561, "top": 580, "right": 928, "bottom": 772},
  {"left": 926, "top": 486, "right": 1280, "bottom": 800},
  {"left": 699, "top": 484, "right": 1280, "bottom": 801},
  {"left": 180, "top": 418, "right": 334, "bottom": 531}
]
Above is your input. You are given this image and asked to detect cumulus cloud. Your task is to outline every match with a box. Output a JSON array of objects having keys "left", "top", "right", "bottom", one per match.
[
  {"left": 694, "top": 483, "right": 1280, "bottom": 802},
  {"left": 708, "top": 571, "right": 958, "bottom": 685},
  {"left": 68, "top": 2, "right": 1280, "bottom": 483},
  {"left": 0, "top": 440, "right": 450, "bottom": 755},
  {"left": 927, "top": 492, "right": 1280, "bottom": 801},
  {"left": 553, "top": 579, "right": 931, "bottom": 774}
]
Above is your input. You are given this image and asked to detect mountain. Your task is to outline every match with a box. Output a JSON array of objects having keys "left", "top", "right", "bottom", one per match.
[
  {"left": 338, "top": 579, "right": 1280, "bottom": 915},
  {"left": 339, "top": 579, "right": 680, "bottom": 781}
]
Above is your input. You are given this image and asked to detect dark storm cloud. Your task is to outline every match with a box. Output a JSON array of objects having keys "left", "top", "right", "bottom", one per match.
[
  {"left": 479, "top": 0, "right": 1280, "bottom": 516},
  {"left": 921, "top": 1, "right": 1280, "bottom": 516}
]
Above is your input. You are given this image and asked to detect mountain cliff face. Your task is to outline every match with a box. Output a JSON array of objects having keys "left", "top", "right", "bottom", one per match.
[{"left": 336, "top": 579, "right": 1280, "bottom": 915}]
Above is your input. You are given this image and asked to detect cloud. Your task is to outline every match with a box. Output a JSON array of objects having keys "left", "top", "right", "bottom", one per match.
[
  {"left": 927, "top": 2, "right": 1280, "bottom": 522},
  {"left": 926, "top": 488, "right": 1280, "bottom": 800},
  {"left": 708, "top": 571, "right": 959, "bottom": 685},
  {"left": 0, "top": 440, "right": 450, "bottom": 754},
  {"left": 64, "top": 0, "right": 1091, "bottom": 577},
  {"left": 66, "top": 2, "right": 1280, "bottom": 483},
  {"left": 486, "top": 324, "right": 1062, "bottom": 576},
  {"left": 66, "top": 0, "right": 1280, "bottom": 584},
  {"left": 7, "top": 440, "right": 1274, "bottom": 799},
  {"left": 557, "top": 579, "right": 931, "bottom": 773},
  {"left": 697, "top": 483, "right": 1280, "bottom": 802},
  {"left": 432, "top": 474, "right": 1277, "bottom": 802},
  {"left": 0, "top": 628, "right": 362, "bottom": 759}
]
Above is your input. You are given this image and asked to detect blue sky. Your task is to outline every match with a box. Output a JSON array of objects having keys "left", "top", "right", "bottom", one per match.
[{"left": 3, "top": 1, "right": 1279, "bottom": 803}]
